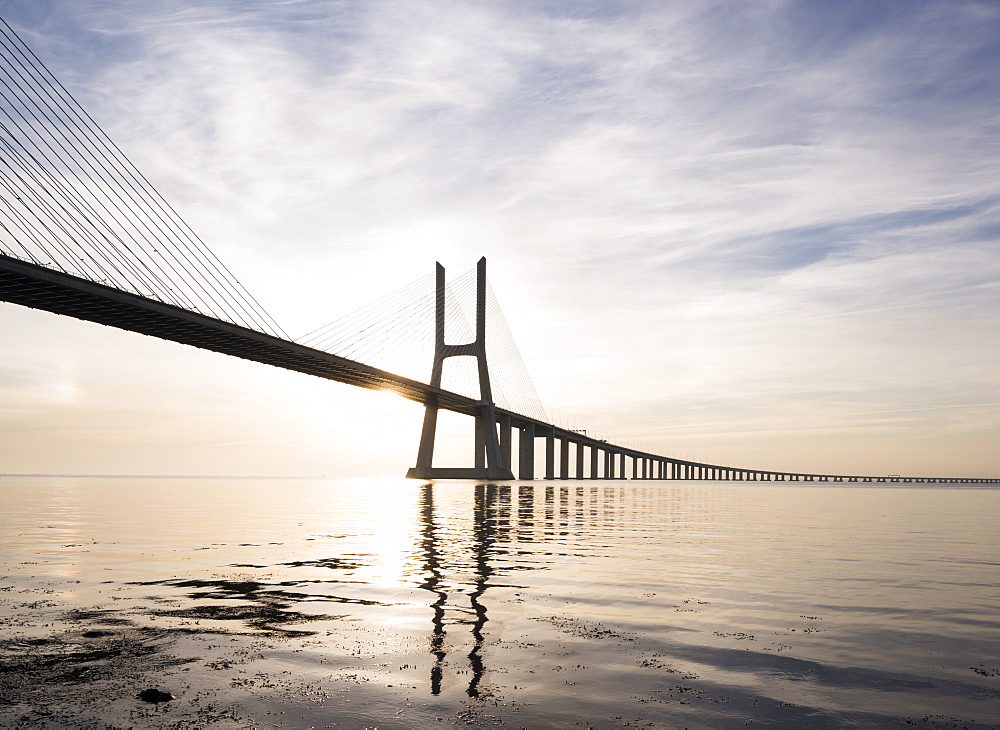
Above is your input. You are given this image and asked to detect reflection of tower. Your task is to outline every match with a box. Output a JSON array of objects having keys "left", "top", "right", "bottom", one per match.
[
  {"left": 418, "top": 484, "right": 447, "bottom": 694},
  {"left": 417, "top": 483, "right": 497, "bottom": 697},
  {"left": 416, "top": 484, "right": 642, "bottom": 695},
  {"left": 407, "top": 258, "right": 514, "bottom": 480},
  {"left": 466, "top": 483, "right": 496, "bottom": 697}
]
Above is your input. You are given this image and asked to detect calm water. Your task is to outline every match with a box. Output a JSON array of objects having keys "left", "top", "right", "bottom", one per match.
[{"left": 1, "top": 477, "right": 999, "bottom": 728}]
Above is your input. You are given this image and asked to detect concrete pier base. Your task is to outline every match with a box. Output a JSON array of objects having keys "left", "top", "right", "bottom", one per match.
[{"left": 406, "top": 466, "right": 514, "bottom": 480}]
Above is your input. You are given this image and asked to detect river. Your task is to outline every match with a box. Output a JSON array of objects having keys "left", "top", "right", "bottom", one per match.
[{"left": 1, "top": 476, "right": 998, "bottom": 728}]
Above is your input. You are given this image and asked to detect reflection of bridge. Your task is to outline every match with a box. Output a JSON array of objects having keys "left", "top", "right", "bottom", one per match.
[
  {"left": 0, "top": 19, "right": 996, "bottom": 485},
  {"left": 416, "top": 481, "right": 682, "bottom": 697},
  {"left": 419, "top": 483, "right": 493, "bottom": 696}
]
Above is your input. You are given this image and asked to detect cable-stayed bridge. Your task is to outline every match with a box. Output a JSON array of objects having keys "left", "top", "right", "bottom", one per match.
[{"left": 0, "top": 19, "right": 995, "bottom": 485}]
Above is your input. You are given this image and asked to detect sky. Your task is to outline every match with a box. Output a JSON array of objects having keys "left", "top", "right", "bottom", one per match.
[{"left": 1, "top": 0, "right": 999, "bottom": 477}]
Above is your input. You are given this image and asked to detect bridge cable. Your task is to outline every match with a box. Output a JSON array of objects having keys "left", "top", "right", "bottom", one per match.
[
  {"left": 0, "top": 42, "right": 226, "bottom": 317},
  {"left": 0, "top": 31, "right": 247, "bottom": 324},
  {"left": 0, "top": 20, "right": 286, "bottom": 335},
  {"left": 0, "top": 18, "right": 287, "bottom": 337},
  {"left": 296, "top": 263, "right": 548, "bottom": 418},
  {"left": 0, "top": 109, "right": 203, "bottom": 309}
]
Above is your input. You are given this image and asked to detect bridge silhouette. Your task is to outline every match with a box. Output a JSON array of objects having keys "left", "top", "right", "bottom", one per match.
[{"left": 0, "top": 18, "right": 995, "bottom": 485}]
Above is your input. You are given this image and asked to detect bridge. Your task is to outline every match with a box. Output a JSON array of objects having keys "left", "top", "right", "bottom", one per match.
[{"left": 0, "top": 18, "right": 995, "bottom": 485}]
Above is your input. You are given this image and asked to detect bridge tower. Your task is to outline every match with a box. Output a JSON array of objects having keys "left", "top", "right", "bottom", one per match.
[{"left": 407, "top": 257, "right": 514, "bottom": 480}]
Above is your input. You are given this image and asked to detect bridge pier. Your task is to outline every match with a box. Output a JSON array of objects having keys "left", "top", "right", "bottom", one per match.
[
  {"left": 499, "top": 415, "right": 512, "bottom": 471},
  {"left": 518, "top": 424, "right": 534, "bottom": 479},
  {"left": 545, "top": 431, "right": 555, "bottom": 480},
  {"left": 407, "top": 258, "right": 514, "bottom": 481},
  {"left": 475, "top": 417, "right": 486, "bottom": 470}
]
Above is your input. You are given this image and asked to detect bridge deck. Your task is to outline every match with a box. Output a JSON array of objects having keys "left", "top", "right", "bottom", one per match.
[{"left": 3, "top": 253, "right": 996, "bottom": 484}]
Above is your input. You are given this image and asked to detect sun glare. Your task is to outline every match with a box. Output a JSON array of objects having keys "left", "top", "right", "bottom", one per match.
[
  {"left": 283, "top": 378, "right": 424, "bottom": 454},
  {"left": 313, "top": 477, "right": 423, "bottom": 589}
]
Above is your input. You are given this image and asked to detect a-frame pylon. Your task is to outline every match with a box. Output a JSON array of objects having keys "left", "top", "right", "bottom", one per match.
[{"left": 406, "top": 257, "right": 514, "bottom": 480}]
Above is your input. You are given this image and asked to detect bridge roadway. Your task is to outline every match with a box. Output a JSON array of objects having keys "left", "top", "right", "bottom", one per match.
[{"left": 3, "top": 253, "right": 998, "bottom": 485}]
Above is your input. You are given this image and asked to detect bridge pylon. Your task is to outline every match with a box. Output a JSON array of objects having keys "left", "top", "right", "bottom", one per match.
[{"left": 406, "top": 257, "right": 515, "bottom": 481}]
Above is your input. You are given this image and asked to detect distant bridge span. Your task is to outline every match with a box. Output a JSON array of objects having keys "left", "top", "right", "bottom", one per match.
[{"left": 3, "top": 253, "right": 996, "bottom": 485}]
